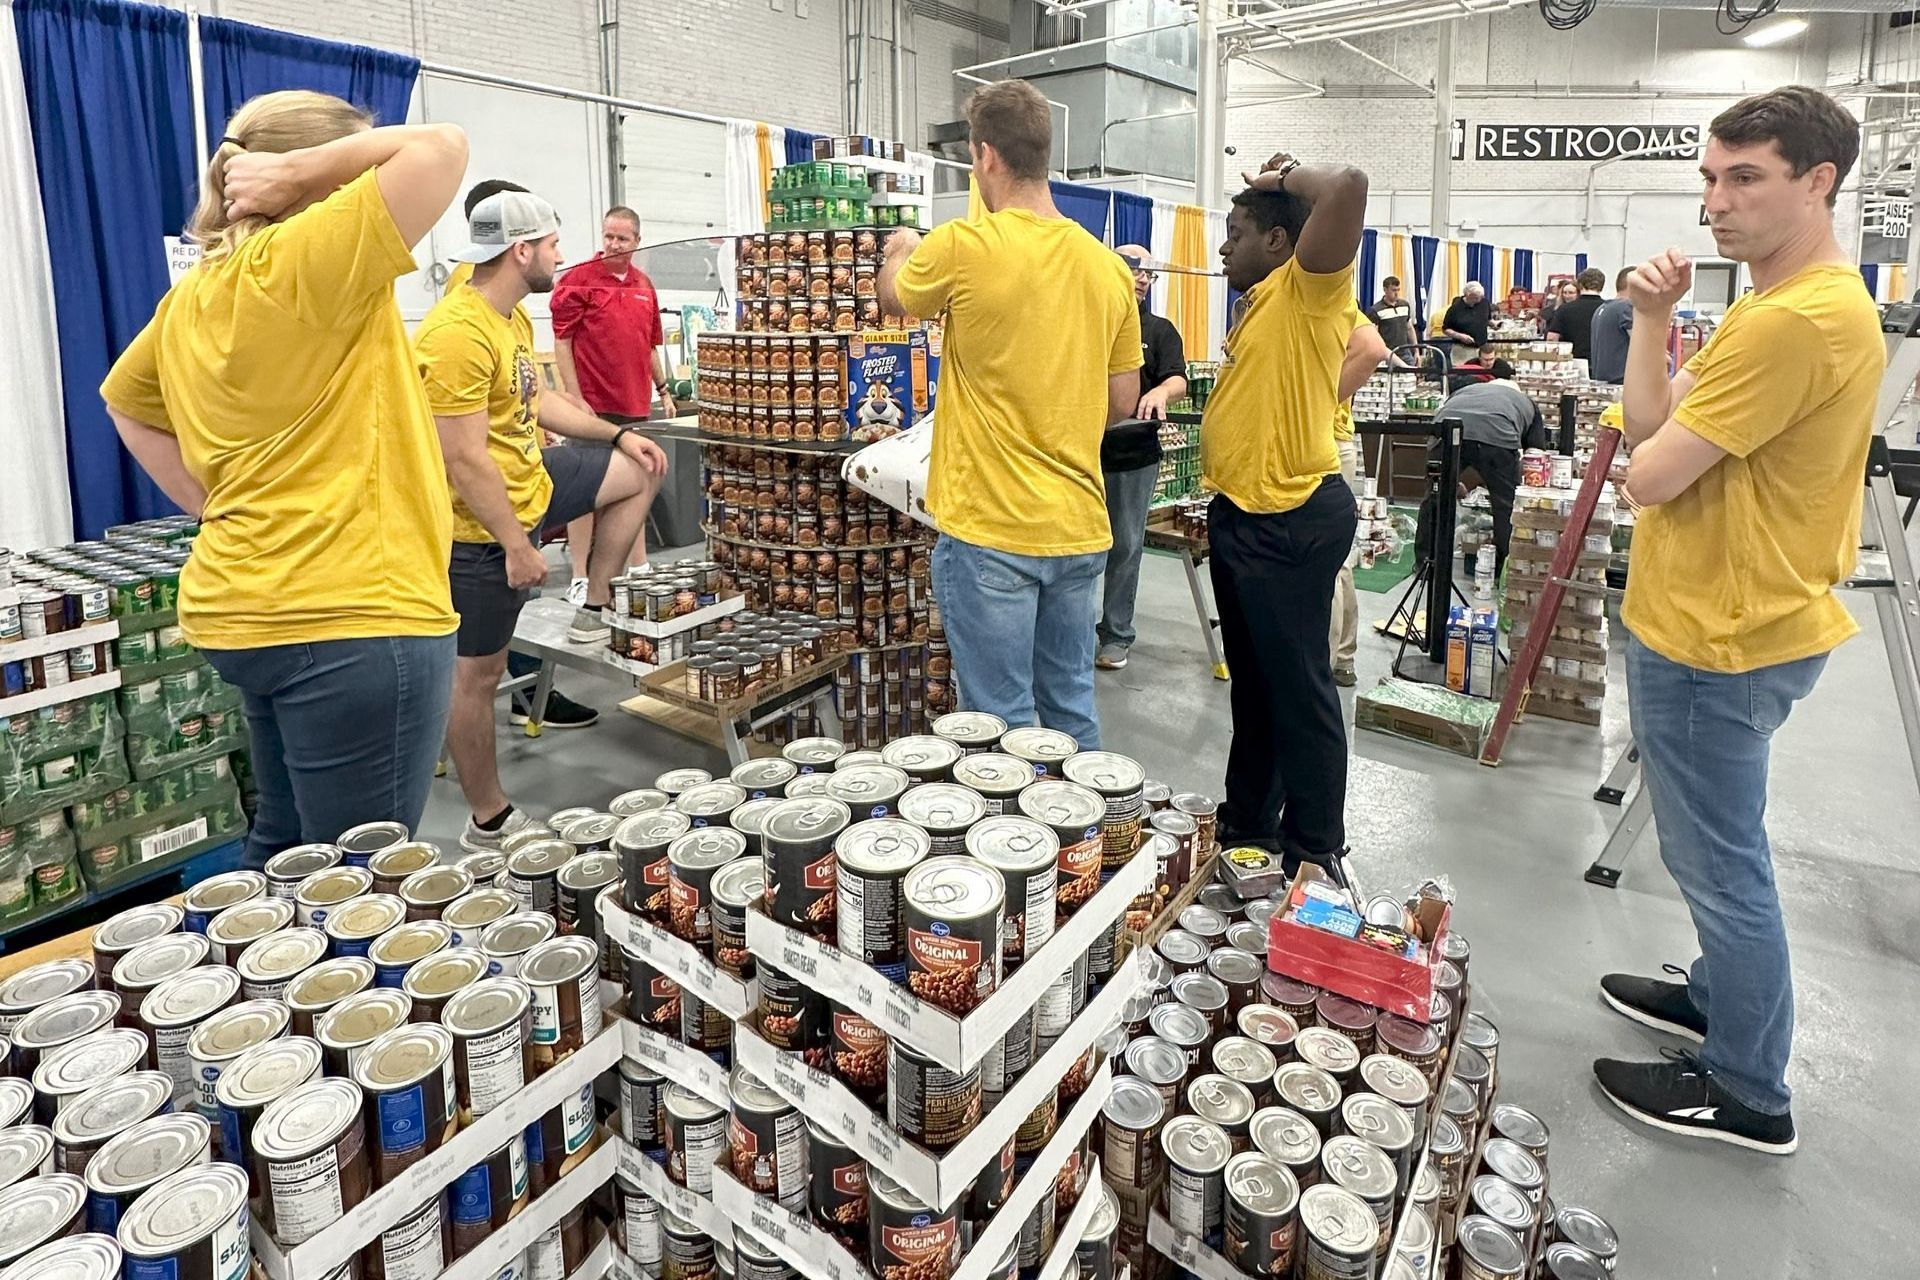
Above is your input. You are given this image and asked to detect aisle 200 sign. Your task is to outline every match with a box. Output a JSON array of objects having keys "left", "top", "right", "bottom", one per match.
[{"left": 1451, "top": 120, "right": 1704, "bottom": 163}]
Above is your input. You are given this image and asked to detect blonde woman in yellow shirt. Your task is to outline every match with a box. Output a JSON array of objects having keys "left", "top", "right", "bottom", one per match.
[{"left": 101, "top": 91, "right": 469, "bottom": 866}]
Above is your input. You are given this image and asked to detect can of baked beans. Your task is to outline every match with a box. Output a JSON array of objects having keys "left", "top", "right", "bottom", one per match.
[
  {"left": 1262, "top": 974, "right": 1320, "bottom": 1027},
  {"left": 625, "top": 951, "right": 681, "bottom": 1040},
  {"left": 1169, "top": 793, "right": 1218, "bottom": 862},
  {"left": 1017, "top": 781, "right": 1104, "bottom": 922},
  {"left": 727, "top": 1066, "right": 806, "bottom": 1212},
  {"left": 1320, "top": 1135, "right": 1396, "bottom": 1257},
  {"left": 761, "top": 798, "right": 849, "bottom": 935},
  {"left": 1145, "top": 1002, "right": 1208, "bottom": 1081},
  {"left": 612, "top": 788, "right": 672, "bottom": 817},
  {"left": 879, "top": 735, "right": 962, "bottom": 786},
  {"left": 1225, "top": 921, "right": 1266, "bottom": 955},
  {"left": 1100, "top": 1074, "right": 1165, "bottom": 1189},
  {"left": 668, "top": 828, "right": 748, "bottom": 945},
  {"left": 868, "top": 1170, "right": 960, "bottom": 1280},
  {"left": 615, "top": 1174, "right": 662, "bottom": 1271},
  {"left": 1238, "top": 1005, "right": 1299, "bottom": 1063},
  {"left": 825, "top": 763, "right": 911, "bottom": 822},
  {"left": 999, "top": 727, "right": 1076, "bottom": 778},
  {"left": 893, "top": 783, "right": 984, "bottom": 856},
  {"left": 558, "top": 813, "right": 619, "bottom": 858},
  {"left": 887, "top": 1039, "right": 979, "bottom": 1151},
  {"left": 1162, "top": 1115, "right": 1231, "bottom": 1245},
  {"left": 337, "top": 821, "right": 409, "bottom": 869},
  {"left": 964, "top": 816, "right": 1056, "bottom": 969},
  {"left": 806, "top": 1118, "right": 866, "bottom": 1250},
  {"left": 757, "top": 962, "right": 827, "bottom": 1061},
  {"left": 931, "top": 711, "right": 1006, "bottom": 756},
  {"left": 368, "top": 843, "right": 438, "bottom": 897},
  {"left": 1224, "top": 1150, "right": 1300, "bottom": 1277},
  {"left": 1339, "top": 1094, "right": 1415, "bottom": 1196},
  {"left": 728, "top": 797, "right": 782, "bottom": 858},
  {"left": 675, "top": 782, "right": 749, "bottom": 831},
  {"left": 1188, "top": 1074, "right": 1257, "bottom": 1153},
  {"left": 1207, "top": 949, "right": 1264, "bottom": 1019},
  {"left": 834, "top": 819, "right": 929, "bottom": 980},
  {"left": 1147, "top": 811, "right": 1196, "bottom": 890},
  {"left": 662, "top": 1211, "right": 712, "bottom": 1280},
  {"left": 903, "top": 856, "right": 1003, "bottom": 1014},
  {"left": 711, "top": 858, "right": 764, "bottom": 981},
  {"left": 505, "top": 841, "right": 574, "bottom": 919},
  {"left": 1361, "top": 1055, "right": 1432, "bottom": 1147},
  {"left": 1251, "top": 1106, "right": 1322, "bottom": 1192},
  {"left": 950, "top": 753, "right": 1031, "bottom": 816},
  {"left": 619, "top": 1057, "right": 665, "bottom": 1157},
  {"left": 1274, "top": 1062, "right": 1342, "bottom": 1138},
  {"left": 1313, "top": 994, "right": 1377, "bottom": 1058},
  {"left": 730, "top": 758, "right": 798, "bottom": 801},
  {"left": 664, "top": 1084, "right": 727, "bottom": 1194},
  {"left": 828, "top": 1003, "right": 888, "bottom": 1101},
  {"left": 614, "top": 810, "right": 692, "bottom": 924},
  {"left": 1061, "top": 752, "right": 1145, "bottom": 879}
]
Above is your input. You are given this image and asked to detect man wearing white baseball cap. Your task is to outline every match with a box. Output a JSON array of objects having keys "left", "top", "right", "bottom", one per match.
[{"left": 415, "top": 188, "right": 669, "bottom": 853}]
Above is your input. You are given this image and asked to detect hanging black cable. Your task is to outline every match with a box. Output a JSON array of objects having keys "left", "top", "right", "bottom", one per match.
[
  {"left": 1716, "top": 0, "right": 1782, "bottom": 36},
  {"left": 1537, "top": 0, "right": 1597, "bottom": 32}
]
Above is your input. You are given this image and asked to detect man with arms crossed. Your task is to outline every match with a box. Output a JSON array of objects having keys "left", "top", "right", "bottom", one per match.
[
  {"left": 1593, "top": 86, "right": 1882, "bottom": 1155},
  {"left": 416, "top": 190, "right": 668, "bottom": 853},
  {"left": 551, "top": 206, "right": 677, "bottom": 596},
  {"left": 1205, "top": 152, "right": 1369, "bottom": 871},
  {"left": 878, "top": 80, "right": 1139, "bottom": 750}
]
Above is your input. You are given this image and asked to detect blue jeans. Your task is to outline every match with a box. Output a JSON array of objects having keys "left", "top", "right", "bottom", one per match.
[
  {"left": 1624, "top": 630, "right": 1827, "bottom": 1115},
  {"left": 932, "top": 535, "right": 1106, "bottom": 750},
  {"left": 203, "top": 636, "right": 456, "bottom": 867},
  {"left": 1098, "top": 464, "right": 1160, "bottom": 651}
]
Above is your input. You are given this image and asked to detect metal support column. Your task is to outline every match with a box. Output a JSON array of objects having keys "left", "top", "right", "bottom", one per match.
[
  {"left": 892, "top": 0, "right": 907, "bottom": 143},
  {"left": 1429, "top": 19, "right": 1453, "bottom": 236},
  {"left": 598, "top": 0, "right": 624, "bottom": 207},
  {"left": 1195, "top": 0, "right": 1227, "bottom": 209}
]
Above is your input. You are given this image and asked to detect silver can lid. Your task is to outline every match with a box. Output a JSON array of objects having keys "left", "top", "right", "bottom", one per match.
[
  {"left": 283, "top": 959, "right": 375, "bottom": 1012},
  {"left": 115, "top": 1162, "right": 248, "bottom": 1258},
  {"left": 1101, "top": 1075, "right": 1165, "bottom": 1130},
  {"left": 0, "top": 1232, "right": 120, "bottom": 1280},
  {"left": 896, "top": 783, "right": 986, "bottom": 832},
  {"left": 1554, "top": 1205, "right": 1618, "bottom": 1259},
  {"left": 336, "top": 821, "right": 409, "bottom": 857},
  {"left": 782, "top": 774, "right": 835, "bottom": 798},
  {"left": 1321, "top": 1135, "right": 1397, "bottom": 1200},
  {"left": 1468, "top": 1175, "right": 1534, "bottom": 1233},
  {"left": 672, "top": 783, "right": 747, "bottom": 821},
  {"left": 728, "top": 1065, "right": 787, "bottom": 1115},
  {"left": 0, "top": 1079, "right": 30, "bottom": 1130},
  {"left": 367, "top": 921, "right": 453, "bottom": 970},
  {"left": 1224, "top": 1152, "right": 1298, "bottom": 1217},
  {"left": 903, "top": 855, "right": 1004, "bottom": 922},
  {"left": 1060, "top": 751, "right": 1145, "bottom": 797},
  {"left": 0, "top": 1174, "right": 87, "bottom": 1258},
  {"left": 139, "top": 965, "right": 240, "bottom": 1028},
  {"left": 932, "top": 711, "right": 1008, "bottom": 747},
  {"left": 761, "top": 798, "right": 851, "bottom": 848},
  {"left": 1211, "top": 1036, "right": 1277, "bottom": 1086},
  {"left": 999, "top": 727, "right": 1077, "bottom": 766},
  {"left": 400, "top": 866, "right": 474, "bottom": 908},
  {"left": 84, "top": 1114, "right": 211, "bottom": 1197},
  {"left": 1123, "top": 1036, "right": 1187, "bottom": 1087},
  {"left": 316, "top": 989, "right": 412, "bottom": 1051},
  {"left": 293, "top": 866, "right": 373, "bottom": 908},
  {"left": 556, "top": 854, "right": 617, "bottom": 893},
  {"left": 666, "top": 827, "right": 749, "bottom": 870},
  {"left": 1274, "top": 1062, "right": 1342, "bottom": 1113},
  {"left": 1250, "top": 1106, "right": 1321, "bottom": 1166},
  {"left": 879, "top": 735, "right": 962, "bottom": 775},
  {"left": 34, "top": 1028, "right": 149, "bottom": 1099},
  {"left": 1340, "top": 1094, "right": 1414, "bottom": 1151},
  {"left": 609, "top": 788, "right": 672, "bottom": 818},
  {"left": 831, "top": 751, "right": 885, "bottom": 771},
  {"left": 1159, "top": 1116, "right": 1231, "bottom": 1175},
  {"left": 781, "top": 737, "right": 846, "bottom": 767},
  {"left": 506, "top": 840, "right": 575, "bottom": 879},
  {"left": 1489, "top": 1101, "right": 1548, "bottom": 1151},
  {"left": 405, "top": 949, "right": 492, "bottom": 1003},
  {"left": 263, "top": 845, "right": 341, "bottom": 883},
  {"left": 1358, "top": 1054, "right": 1430, "bottom": 1108},
  {"left": 206, "top": 899, "right": 295, "bottom": 949},
  {"left": 1171, "top": 973, "right": 1228, "bottom": 1014},
  {"left": 950, "top": 753, "right": 1032, "bottom": 796},
  {"left": 866, "top": 1168, "right": 928, "bottom": 1213},
  {"left": 727, "top": 798, "right": 783, "bottom": 839},
  {"left": 612, "top": 810, "right": 692, "bottom": 853},
  {"left": 1178, "top": 905, "right": 1228, "bottom": 938},
  {"left": 180, "top": 871, "right": 266, "bottom": 916},
  {"left": 482, "top": 913, "right": 557, "bottom": 958},
  {"left": 1456, "top": 1217, "right": 1527, "bottom": 1274},
  {"left": 0, "top": 1125, "right": 55, "bottom": 1190},
  {"left": 1015, "top": 779, "right": 1105, "bottom": 832},
  {"left": 188, "top": 1000, "right": 291, "bottom": 1061},
  {"left": 729, "top": 758, "right": 798, "bottom": 792},
  {"left": 826, "top": 764, "right": 912, "bottom": 811},
  {"left": 710, "top": 859, "right": 765, "bottom": 909},
  {"left": 1297, "top": 1184, "right": 1377, "bottom": 1255},
  {"left": 654, "top": 767, "right": 713, "bottom": 794},
  {"left": 1480, "top": 1137, "right": 1543, "bottom": 1191},
  {"left": 238, "top": 928, "right": 328, "bottom": 983},
  {"left": 1146, "top": 1002, "right": 1208, "bottom": 1048},
  {"left": 215, "top": 1037, "right": 324, "bottom": 1110},
  {"left": 353, "top": 1024, "right": 452, "bottom": 1092},
  {"left": 367, "top": 842, "right": 439, "bottom": 881},
  {"left": 1295, "top": 1026, "right": 1360, "bottom": 1075},
  {"left": 1186, "top": 1074, "right": 1255, "bottom": 1129},
  {"left": 1207, "top": 948, "right": 1262, "bottom": 985},
  {"left": 112, "top": 932, "right": 210, "bottom": 991},
  {"left": 558, "top": 814, "right": 621, "bottom": 847},
  {"left": 51, "top": 1072, "right": 173, "bottom": 1146},
  {"left": 664, "top": 1082, "right": 721, "bottom": 1121},
  {"left": 0, "top": 959, "right": 93, "bottom": 1015},
  {"left": 522, "top": 936, "right": 598, "bottom": 987},
  {"left": 443, "top": 889, "right": 518, "bottom": 931},
  {"left": 92, "top": 904, "right": 184, "bottom": 956},
  {"left": 11, "top": 992, "right": 119, "bottom": 1053},
  {"left": 1236, "top": 1005, "right": 1299, "bottom": 1047},
  {"left": 962, "top": 815, "right": 1056, "bottom": 872},
  {"left": 443, "top": 977, "right": 532, "bottom": 1038},
  {"left": 252, "top": 1077, "right": 363, "bottom": 1162},
  {"left": 839, "top": 819, "right": 932, "bottom": 876}
]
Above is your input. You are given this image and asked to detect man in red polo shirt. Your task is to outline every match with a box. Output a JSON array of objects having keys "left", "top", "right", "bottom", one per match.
[{"left": 552, "top": 206, "right": 675, "bottom": 590}]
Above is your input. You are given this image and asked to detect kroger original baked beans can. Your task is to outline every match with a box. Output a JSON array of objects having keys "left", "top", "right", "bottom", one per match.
[
  {"left": 867, "top": 1170, "right": 960, "bottom": 1280},
  {"left": 887, "top": 1040, "right": 979, "bottom": 1152},
  {"left": 949, "top": 753, "right": 1032, "bottom": 816},
  {"left": 761, "top": 798, "right": 849, "bottom": 936},
  {"left": 826, "top": 763, "right": 911, "bottom": 821},
  {"left": 834, "top": 818, "right": 928, "bottom": 980},
  {"left": 903, "top": 856, "right": 1003, "bottom": 1014},
  {"left": 879, "top": 735, "right": 962, "bottom": 787},
  {"left": 667, "top": 828, "right": 749, "bottom": 945},
  {"left": 727, "top": 1066, "right": 806, "bottom": 1212},
  {"left": 114, "top": 1162, "right": 250, "bottom": 1280},
  {"left": 1017, "top": 781, "right": 1104, "bottom": 921},
  {"left": 894, "top": 784, "right": 984, "bottom": 857},
  {"left": 931, "top": 711, "right": 1007, "bottom": 756},
  {"left": 1061, "top": 752, "right": 1146, "bottom": 879}
]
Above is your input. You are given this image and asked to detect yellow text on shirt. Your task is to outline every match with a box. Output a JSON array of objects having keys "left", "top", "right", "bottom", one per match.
[
  {"left": 1621, "top": 262, "right": 1884, "bottom": 673},
  {"left": 99, "top": 170, "right": 455, "bottom": 649},
  {"left": 414, "top": 284, "right": 552, "bottom": 543},
  {"left": 893, "top": 209, "right": 1141, "bottom": 556},
  {"left": 1203, "top": 259, "right": 1356, "bottom": 512}
]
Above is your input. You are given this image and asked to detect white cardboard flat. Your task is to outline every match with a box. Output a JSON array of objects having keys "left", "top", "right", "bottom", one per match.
[
  {"left": 569, "top": 1231, "right": 614, "bottom": 1280},
  {"left": 619, "top": 1017, "right": 734, "bottom": 1110},
  {"left": 251, "top": 1022, "right": 623, "bottom": 1280},
  {"left": 436, "top": 1141, "right": 618, "bottom": 1280},
  {"left": 1146, "top": 1213, "right": 1252, "bottom": 1280},
  {"left": 0, "top": 619, "right": 119, "bottom": 665},
  {"left": 1037, "top": 1157, "right": 1107, "bottom": 1280},
  {"left": 621, "top": 594, "right": 745, "bottom": 640},
  {"left": 601, "top": 897, "right": 752, "bottom": 1021},
  {"left": 744, "top": 843, "right": 1155, "bottom": 1070},
  {"left": 0, "top": 670, "right": 121, "bottom": 717},
  {"left": 735, "top": 949, "right": 1145, "bottom": 1208},
  {"left": 615, "top": 1135, "right": 734, "bottom": 1238},
  {"left": 710, "top": 1068, "right": 1113, "bottom": 1280}
]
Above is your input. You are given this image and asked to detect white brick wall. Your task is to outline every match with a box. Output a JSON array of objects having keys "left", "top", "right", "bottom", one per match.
[{"left": 621, "top": 0, "right": 845, "bottom": 133}]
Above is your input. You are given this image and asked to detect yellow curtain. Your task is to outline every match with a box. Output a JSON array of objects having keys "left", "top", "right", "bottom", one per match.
[
  {"left": 1891, "top": 264, "right": 1908, "bottom": 301},
  {"left": 1168, "top": 204, "right": 1210, "bottom": 360},
  {"left": 1391, "top": 233, "right": 1408, "bottom": 289},
  {"left": 1498, "top": 247, "right": 1513, "bottom": 300},
  {"left": 756, "top": 124, "right": 775, "bottom": 224}
]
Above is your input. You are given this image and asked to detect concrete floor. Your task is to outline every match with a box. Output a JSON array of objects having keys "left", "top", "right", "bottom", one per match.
[{"left": 422, "top": 542, "right": 1920, "bottom": 1276}]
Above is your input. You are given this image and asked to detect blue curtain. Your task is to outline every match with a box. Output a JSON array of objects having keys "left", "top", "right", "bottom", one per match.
[
  {"left": 784, "top": 129, "right": 825, "bottom": 166},
  {"left": 1049, "top": 180, "right": 1112, "bottom": 242},
  {"left": 1575, "top": 252, "right": 1589, "bottom": 275},
  {"left": 1466, "top": 242, "right": 1494, "bottom": 293},
  {"left": 199, "top": 16, "right": 419, "bottom": 145},
  {"left": 1861, "top": 264, "right": 1880, "bottom": 297},
  {"left": 14, "top": 0, "right": 198, "bottom": 537},
  {"left": 1411, "top": 235, "right": 1440, "bottom": 335},
  {"left": 1357, "top": 229, "right": 1378, "bottom": 310},
  {"left": 1512, "top": 248, "right": 1534, "bottom": 291},
  {"left": 1111, "top": 190, "right": 1151, "bottom": 252}
]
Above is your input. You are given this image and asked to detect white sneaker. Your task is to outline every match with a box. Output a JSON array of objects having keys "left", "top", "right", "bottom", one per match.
[
  {"left": 567, "top": 606, "right": 612, "bottom": 644},
  {"left": 565, "top": 577, "right": 590, "bottom": 606},
  {"left": 459, "top": 806, "right": 542, "bottom": 854}
]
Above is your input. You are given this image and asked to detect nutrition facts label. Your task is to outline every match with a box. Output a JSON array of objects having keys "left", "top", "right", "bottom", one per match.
[
  {"left": 153, "top": 1024, "right": 196, "bottom": 1107},
  {"left": 837, "top": 871, "right": 906, "bottom": 979},
  {"left": 268, "top": 1149, "right": 345, "bottom": 1244},
  {"left": 464, "top": 1024, "right": 528, "bottom": 1114},
  {"left": 381, "top": 1199, "right": 448, "bottom": 1280}
]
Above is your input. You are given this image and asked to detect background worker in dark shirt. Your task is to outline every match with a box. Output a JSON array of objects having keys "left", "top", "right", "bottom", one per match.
[
  {"left": 1096, "top": 246, "right": 1188, "bottom": 670},
  {"left": 1549, "top": 266, "right": 1609, "bottom": 363},
  {"left": 1415, "top": 359, "right": 1548, "bottom": 578},
  {"left": 1587, "top": 268, "right": 1635, "bottom": 383},
  {"left": 1441, "top": 280, "right": 1491, "bottom": 348},
  {"left": 1368, "top": 276, "right": 1416, "bottom": 354}
]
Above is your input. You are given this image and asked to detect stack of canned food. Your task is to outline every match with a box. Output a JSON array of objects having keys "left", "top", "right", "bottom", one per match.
[
  {"left": 731, "top": 230, "right": 912, "bottom": 337},
  {"left": 1100, "top": 898, "right": 1620, "bottom": 1280},
  {"left": 599, "top": 722, "right": 1214, "bottom": 1280},
  {"left": 0, "top": 814, "right": 623, "bottom": 1280},
  {"left": 603, "top": 559, "right": 727, "bottom": 667}
]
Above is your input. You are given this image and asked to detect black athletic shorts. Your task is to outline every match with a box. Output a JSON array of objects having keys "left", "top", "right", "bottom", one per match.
[{"left": 449, "top": 444, "right": 614, "bottom": 657}]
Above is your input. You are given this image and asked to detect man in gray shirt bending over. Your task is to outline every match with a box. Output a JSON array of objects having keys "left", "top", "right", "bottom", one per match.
[{"left": 1414, "top": 359, "right": 1547, "bottom": 578}]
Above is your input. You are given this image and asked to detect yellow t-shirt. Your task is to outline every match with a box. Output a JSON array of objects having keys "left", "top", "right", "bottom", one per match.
[
  {"left": 1202, "top": 259, "right": 1356, "bottom": 512},
  {"left": 1621, "top": 262, "right": 1884, "bottom": 673},
  {"left": 100, "top": 170, "right": 455, "bottom": 650},
  {"left": 893, "top": 210, "right": 1141, "bottom": 556},
  {"left": 414, "top": 285, "right": 551, "bottom": 543},
  {"left": 1331, "top": 302, "right": 1371, "bottom": 443},
  {"left": 446, "top": 261, "right": 472, "bottom": 291}
]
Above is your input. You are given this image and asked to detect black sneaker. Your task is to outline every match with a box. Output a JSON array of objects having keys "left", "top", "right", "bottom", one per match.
[
  {"left": 510, "top": 688, "right": 599, "bottom": 729},
  {"left": 1593, "top": 1049, "right": 1796, "bottom": 1155},
  {"left": 1600, "top": 964, "right": 1707, "bottom": 1042}
]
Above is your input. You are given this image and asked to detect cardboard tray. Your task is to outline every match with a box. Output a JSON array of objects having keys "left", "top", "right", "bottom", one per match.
[
  {"left": 1265, "top": 865, "right": 1449, "bottom": 1023},
  {"left": 601, "top": 896, "right": 753, "bottom": 1021},
  {"left": 1116, "top": 851, "right": 1217, "bottom": 965},
  {"left": 711, "top": 1074, "right": 1112, "bottom": 1280},
  {"left": 0, "top": 620, "right": 120, "bottom": 665},
  {"left": 638, "top": 654, "right": 846, "bottom": 720},
  {"left": 735, "top": 951, "right": 1142, "bottom": 1209},
  {"left": 250, "top": 1022, "right": 623, "bottom": 1280},
  {"left": 615, "top": 1134, "right": 735, "bottom": 1238},
  {"left": 619, "top": 1017, "right": 735, "bottom": 1110},
  {"left": 620, "top": 594, "right": 746, "bottom": 640},
  {"left": 744, "top": 842, "right": 1154, "bottom": 1072}
]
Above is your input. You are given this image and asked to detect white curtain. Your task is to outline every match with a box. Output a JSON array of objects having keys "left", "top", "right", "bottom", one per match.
[
  {"left": 1205, "top": 208, "right": 1228, "bottom": 359},
  {"left": 1148, "top": 197, "right": 1177, "bottom": 317},
  {"left": 0, "top": 12, "right": 73, "bottom": 549}
]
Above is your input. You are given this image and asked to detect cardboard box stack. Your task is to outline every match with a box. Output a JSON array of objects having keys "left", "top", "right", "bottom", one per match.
[{"left": 1503, "top": 485, "right": 1616, "bottom": 725}]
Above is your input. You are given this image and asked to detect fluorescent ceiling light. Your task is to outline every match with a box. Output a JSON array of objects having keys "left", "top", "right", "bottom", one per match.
[{"left": 1743, "top": 16, "right": 1808, "bottom": 47}]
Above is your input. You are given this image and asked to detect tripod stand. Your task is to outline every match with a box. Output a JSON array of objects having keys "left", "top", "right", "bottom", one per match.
[
  {"left": 1382, "top": 416, "right": 1479, "bottom": 681},
  {"left": 1583, "top": 299, "right": 1920, "bottom": 887}
]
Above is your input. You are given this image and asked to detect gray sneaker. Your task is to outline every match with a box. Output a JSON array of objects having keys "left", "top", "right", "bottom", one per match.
[
  {"left": 1333, "top": 664, "right": 1357, "bottom": 687},
  {"left": 567, "top": 605, "right": 612, "bottom": 644},
  {"left": 1096, "top": 644, "right": 1129, "bottom": 670}
]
